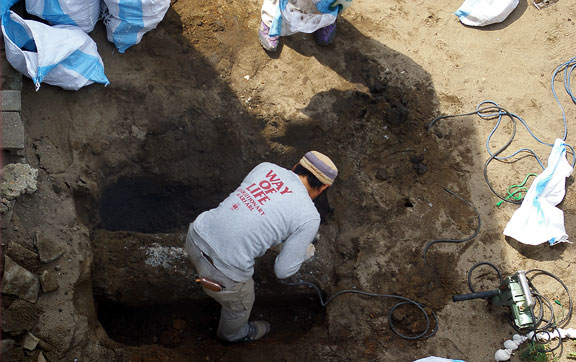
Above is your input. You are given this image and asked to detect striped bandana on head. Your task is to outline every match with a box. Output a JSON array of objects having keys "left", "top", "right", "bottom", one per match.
[{"left": 299, "top": 151, "right": 338, "bottom": 185}]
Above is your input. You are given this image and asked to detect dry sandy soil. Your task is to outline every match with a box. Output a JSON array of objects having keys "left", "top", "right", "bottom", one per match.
[{"left": 4, "top": 0, "right": 576, "bottom": 361}]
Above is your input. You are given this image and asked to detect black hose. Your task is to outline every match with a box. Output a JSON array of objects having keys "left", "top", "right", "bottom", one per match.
[
  {"left": 466, "top": 261, "right": 502, "bottom": 293},
  {"left": 422, "top": 188, "right": 481, "bottom": 263},
  {"left": 280, "top": 278, "right": 438, "bottom": 340}
]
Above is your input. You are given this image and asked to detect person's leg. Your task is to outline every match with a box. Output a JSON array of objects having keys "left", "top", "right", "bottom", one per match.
[
  {"left": 258, "top": 0, "right": 280, "bottom": 52},
  {"left": 206, "top": 278, "right": 255, "bottom": 341},
  {"left": 185, "top": 234, "right": 269, "bottom": 342},
  {"left": 314, "top": 21, "right": 337, "bottom": 46}
]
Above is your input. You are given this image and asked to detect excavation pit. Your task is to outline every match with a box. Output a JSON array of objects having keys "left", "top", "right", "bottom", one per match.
[
  {"left": 15, "top": 3, "right": 489, "bottom": 360},
  {"left": 96, "top": 296, "right": 325, "bottom": 347}
]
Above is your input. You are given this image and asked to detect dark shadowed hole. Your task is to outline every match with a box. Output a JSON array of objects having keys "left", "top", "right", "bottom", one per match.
[
  {"left": 404, "top": 198, "right": 414, "bottom": 208},
  {"left": 98, "top": 176, "right": 223, "bottom": 233},
  {"left": 96, "top": 296, "right": 324, "bottom": 347}
]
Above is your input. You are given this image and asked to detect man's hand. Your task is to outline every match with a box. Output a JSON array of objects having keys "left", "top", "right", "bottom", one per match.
[{"left": 305, "top": 243, "right": 315, "bottom": 261}]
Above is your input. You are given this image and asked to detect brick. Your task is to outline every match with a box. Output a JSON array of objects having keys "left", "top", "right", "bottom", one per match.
[
  {"left": 1, "top": 112, "right": 24, "bottom": 151},
  {"left": 1, "top": 90, "right": 21, "bottom": 112}
]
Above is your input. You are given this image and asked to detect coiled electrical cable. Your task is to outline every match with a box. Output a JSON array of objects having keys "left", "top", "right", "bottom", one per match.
[
  {"left": 427, "top": 55, "right": 576, "bottom": 204},
  {"left": 428, "top": 102, "right": 575, "bottom": 204},
  {"left": 464, "top": 264, "right": 572, "bottom": 356},
  {"left": 280, "top": 278, "right": 438, "bottom": 340},
  {"left": 422, "top": 188, "right": 481, "bottom": 263}
]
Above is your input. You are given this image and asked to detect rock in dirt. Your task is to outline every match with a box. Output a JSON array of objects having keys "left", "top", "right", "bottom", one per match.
[
  {"left": 6, "top": 241, "right": 40, "bottom": 274},
  {"left": 2, "top": 298, "right": 41, "bottom": 332},
  {"left": 0, "top": 163, "right": 38, "bottom": 200},
  {"left": 22, "top": 331, "right": 40, "bottom": 351},
  {"left": 35, "top": 232, "right": 66, "bottom": 263},
  {"left": 37, "top": 351, "right": 48, "bottom": 362},
  {"left": 33, "top": 137, "right": 68, "bottom": 174},
  {"left": 39, "top": 270, "right": 60, "bottom": 293},
  {"left": 1, "top": 256, "right": 40, "bottom": 303}
]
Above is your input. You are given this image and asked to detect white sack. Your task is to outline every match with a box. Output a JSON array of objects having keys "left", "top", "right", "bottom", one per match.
[
  {"left": 413, "top": 358, "right": 466, "bottom": 362},
  {"left": 1, "top": 11, "right": 109, "bottom": 91},
  {"left": 280, "top": 3, "right": 336, "bottom": 36},
  {"left": 100, "top": 0, "right": 170, "bottom": 53},
  {"left": 25, "top": 0, "right": 100, "bottom": 33},
  {"left": 503, "top": 139, "right": 574, "bottom": 245},
  {"left": 455, "top": 0, "right": 519, "bottom": 27}
]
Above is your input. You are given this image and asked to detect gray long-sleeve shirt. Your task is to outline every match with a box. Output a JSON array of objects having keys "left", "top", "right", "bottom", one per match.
[{"left": 191, "top": 162, "right": 321, "bottom": 282}]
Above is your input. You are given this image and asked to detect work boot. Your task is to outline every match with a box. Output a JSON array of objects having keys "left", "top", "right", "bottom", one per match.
[
  {"left": 239, "top": 321, "right": 271, "bottom": 342},
  {"left": 258, "top": 21, "right": 280, "bottom": 52},
  {"left": 314, "top": 22, "right": 337, "bottom": 46}
]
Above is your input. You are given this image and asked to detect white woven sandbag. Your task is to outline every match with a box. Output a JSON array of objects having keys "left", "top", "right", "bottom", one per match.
[
  {"left": 413, "top": 358, "right": 466, "bottom": 362},
  {"left": 25, "top": 0, "right": 100, "bottom": 33},
  {"left": 455, "top": 0, "right": 519, "bottom": 27},
  {"left": 100, "top": 0, "right": 170, "bottom": 53},
  {"left": 1, "top": 11, "right": 109, "bottom": 90},
  {"left": 504, "top": 139, "right": 573, "bottom": 245}
]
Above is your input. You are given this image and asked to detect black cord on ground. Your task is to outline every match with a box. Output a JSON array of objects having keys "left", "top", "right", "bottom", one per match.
[
  {"left": 280, "top": 278, "right": 438, "bottom": 340},
  {"left": 466, "top": 262, "right": 503, "bottom": 293},
  {"left": 422, "top": 188, "right": 481, "bottom": 263}
]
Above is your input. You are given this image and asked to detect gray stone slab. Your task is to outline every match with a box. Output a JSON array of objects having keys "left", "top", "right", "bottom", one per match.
[
  {"left": 1, "top": 256, "right": 40, "bottom": 303},
  {"left": 1, "top": 112, "right": 24, "bottom": 150},
  {"left": 1, "top": 90, "right": 21, "bottom": 112}
]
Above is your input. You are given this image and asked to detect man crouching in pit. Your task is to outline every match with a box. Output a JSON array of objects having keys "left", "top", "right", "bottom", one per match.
[{"left": 184, "top": 151, "right": 338, "bottom": 342}]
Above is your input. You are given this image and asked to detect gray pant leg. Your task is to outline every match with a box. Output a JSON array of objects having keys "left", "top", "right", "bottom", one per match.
[
  {"left": 206, "top": 278, "right": 255, "bottom": 341},
  {"left": 185, "top": 236, "right": 253, "bottom": 342}
]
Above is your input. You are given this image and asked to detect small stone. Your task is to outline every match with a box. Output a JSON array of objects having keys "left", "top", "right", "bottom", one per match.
[
  {"left": 39, "top": 270, "right": 59, "bottom": 293},
  {"left": 21, "top": 332, "right": 40, "bottom": 351},
  {"left": 1, "top": 256, "right": 40, "bottom": 303},
  {"left": 35, "top": 232, "right": 66, "bottom": 263},
  {"left": 37, "top": 351, "right": 48, "bottom": 362}
]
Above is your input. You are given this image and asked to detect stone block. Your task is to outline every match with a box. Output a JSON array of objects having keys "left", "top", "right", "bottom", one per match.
[
  {"left": 1, "top": 256, "right": 40, "bottom": 303},
  {"left": 2, "top": 299, "right": 40, "bottom": 332},
  {"left": 2, "top": 90, "right": 21, "bottom": 112},
  {"left": 39, "top": 270, "right": 59, "bottom": 293},
  {"left": 1, "top": 112, "right": 24, "bottom": 151},
  {"left": 6, "top": 241, "right": 40, "bottom": 273},
  {"left": 22, "top": 332, "right": 40, "bottom": 351}
]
